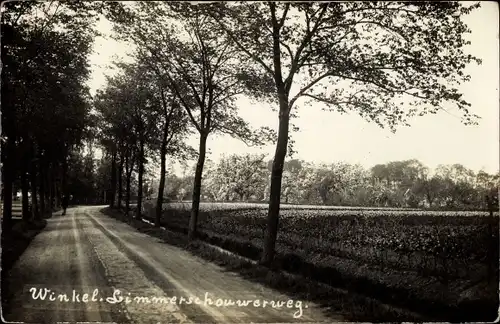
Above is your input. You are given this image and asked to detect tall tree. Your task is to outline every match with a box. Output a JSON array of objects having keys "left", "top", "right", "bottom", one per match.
[
  {"left": 95, "top": 62, "right": 161, "bottom": 219},
  {"left": 207, "top": 2, "right": 482, "bottom": 265},
  {"left": 153, "top": 100, "right": 193, "bottom": 226},
  {"left": 107, "top": 2, "right": 273, "bottom": 239}
]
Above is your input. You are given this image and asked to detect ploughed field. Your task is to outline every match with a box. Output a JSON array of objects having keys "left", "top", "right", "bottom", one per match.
[
  {"left": 160, "top": 202, "right": 497, "bottom": 273},
  {"left": 140, "top": 201, "right": 499, "bottom": 321}
]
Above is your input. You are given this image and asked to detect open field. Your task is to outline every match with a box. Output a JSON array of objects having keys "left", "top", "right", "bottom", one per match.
[
  {"left": 154, "top": 202, "right": 499, "bottom": 271},
  {"left": 138, "top": 201, "right": 499, "bottom": 321},
  {"left": 164, "top": 201, "right": 498, "bottom": 214},
  {"left": 165, "top": 201, "right": 423, "bottom": 211}
]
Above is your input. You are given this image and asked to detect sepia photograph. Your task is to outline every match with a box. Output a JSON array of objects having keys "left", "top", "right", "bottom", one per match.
[{"left": 1, "top": 1, "right": 499, "bottom": 323}]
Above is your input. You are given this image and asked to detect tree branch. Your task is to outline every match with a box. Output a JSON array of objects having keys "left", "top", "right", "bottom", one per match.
[
  {"left": 278, "top": 3, "right": 290, "bottom": 28},
  {"left": 146, "top": 51, "right": 202, "bottom": 133},
  {"left": 215, "top": 123, "right": 255, "bottom": 146},
  {"left": 212, "top": 89, "right": 246, "bottom": 109},
  {"left": 280, "top": 40, "right": 294, "bottom": 65},
  {"left": 302, "top": 93, "right": 353, "bottom": 106},
  {"left": 289, "top": 70, "right": 333, "bottom": 108},
  {"left": 208, "top": 41, "right": 231, "bottom": 81},
  {"left": 331, "top": 73, "right": 422, "bottom": 97},
  {"left": 356, "top": 20, "right": 409, "bottom": 42},
  {"left": 170, "top": 50, "right": 204, "bottom": 109},
  {"left": 190, "top": 25, "right": 210, "bottom": 107},
  {"left": 339, "top": 5, "right": 418, "bottom": 17},
  {"left": 151, "top": 26, "right": 205, "bottom": 109},
  {"left": 212, "top": 17, "right": 275, "bottom": 77},
  {"left": 269, "top": 2, "right": 287, "bottom": 95},
  {"left": 133, "top": 33, "right": 203, "bottom": 133},
  {"left": 284, "top": 3, "right": 329, "bottom": 94}
]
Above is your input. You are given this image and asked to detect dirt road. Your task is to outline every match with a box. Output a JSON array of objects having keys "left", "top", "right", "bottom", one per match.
[{"left": 2, "top": 206, "right": 340, "bottom": 323}]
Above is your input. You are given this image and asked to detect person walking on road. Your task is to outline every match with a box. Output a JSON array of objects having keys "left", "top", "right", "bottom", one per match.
[{"left": 62, "top": 195, "right": 69, "bottom": 215}]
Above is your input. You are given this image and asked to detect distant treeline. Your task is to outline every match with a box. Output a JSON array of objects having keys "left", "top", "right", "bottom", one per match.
[
  {"left": 152, "top": 155, "right": 499, "bottom": 211},
  {"left": 38, "top": 150, "right": 498, "bottom": 212}
]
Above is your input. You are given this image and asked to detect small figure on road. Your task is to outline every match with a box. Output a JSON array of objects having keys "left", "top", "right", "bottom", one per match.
[{"left": 62, "top": 195, "right": 69, "bottom": 215}]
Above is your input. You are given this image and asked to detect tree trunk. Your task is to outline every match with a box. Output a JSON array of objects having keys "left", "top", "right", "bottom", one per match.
[
  {"left": 155, "top": 128, "right": 169, "bottom": 227},
  {"left": 260, "top": 102, "right": 290, "bottom": 266},
  {"left": 427, "top": 193, "right": 434, "bottom": 207},
  {"left": 28, "top": 145, "right": 39, "bottom": 220},
  {"left": 125, "top": 153, "right": 134, "bottom": 217},
  {"left": 49, "top": 164, "right": 54, "bottom": 211},
  {"left": 62, "top": 157, "right": 68, "bottom": 200},
  {"left": 49, "top": 165, "right": 54, "bottom": 210},
  {"left": 30, "top": 160, "right": 39, "bottom": 220},
  {"left": 117, "top": 150, "right": 124, "bottom": 210},
  {"left": 38, "top": 158, "right": 46, "bottom": 217},
  {"left": 21, "top": 168, "right": 30, "bottom": 222},
  {"left": 1, "top": 138, "right": 15, "bottom": 230},
  {"left": 1, "top": 82, "right": 16, "bottom": 230},
  {"left": 136, "top": 139, "right": 145, "bottom": 220},
  {"left": 125, "top": 153, "right": 130, "bottom": 215},
  {"left": 53, "top": 164, "right": 60, "bottom": 209},
  {"left": 110, "top": 149, "right": 117, "bottom": 208},
  {"left": 188, "top": 133, "right": 208, "bottom": 241},
  {"left": 54, "top": 172, "right": 60, "bottom": 209},
  {"left": 45, "top": 162, "right": 50, "bottom": 209},
  {"left": 125, "top": 173, "right": 131, "bottom": 216}
]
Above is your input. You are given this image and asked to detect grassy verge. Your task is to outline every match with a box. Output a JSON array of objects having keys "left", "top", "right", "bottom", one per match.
[
  {"left": 1, "top": 216, "right": 49, "bottom": 316},
  {"left": 102, "top": 207, "right": 436, "bottom": 322},
  {"left": 2, "top": 218, "right": 49, "bottom": 273}
]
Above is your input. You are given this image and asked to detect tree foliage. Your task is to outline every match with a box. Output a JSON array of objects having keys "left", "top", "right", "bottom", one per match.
[
  {"left": 104, "top": 1, "right": 275, "bottom": 239},
  {"left": 209, "top": 2, "right": 481, "bottom": 129},
  {"left": 203, "top": 154, "right": 269, "bottom": 201},
  {"left": 191, "top": 155, "right": 499, "bottom": 211}
]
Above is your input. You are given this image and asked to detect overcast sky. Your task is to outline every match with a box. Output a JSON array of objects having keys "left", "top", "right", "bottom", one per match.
[{"left": 88, "top": 2, "right": 499, "bottom": 176}]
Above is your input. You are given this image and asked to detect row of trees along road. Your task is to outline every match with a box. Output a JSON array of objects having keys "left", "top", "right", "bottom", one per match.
[
  {"left": 98, "top": 2, "right": 481, "bottom": 266},
  {"left": 197, "top": 155, "right": 499, "bottom": 211},
  {"left": 2, "top": 1, "right": 468, "bottom": 265},
  {"left": 0, "top": 2, "right": 119, "bottom": 231}
]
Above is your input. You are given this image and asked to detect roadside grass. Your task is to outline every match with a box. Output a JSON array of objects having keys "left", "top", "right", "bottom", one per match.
[
  {"left": 102, "top": 206, "right": 434, "bottom": 322},
  {"left": 2, "top": 217, "right": 51, "bottom": 273},
  {"left": 2, "top": 206, "right": 60, "bottom": 269},
  {"left": 1, "top": 209, "right": 55, "bottom": 317}
]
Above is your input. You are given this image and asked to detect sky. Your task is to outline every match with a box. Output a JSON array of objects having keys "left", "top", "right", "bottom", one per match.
[{"left": 87, "top": 2, "right": 499, "bottom": 176}]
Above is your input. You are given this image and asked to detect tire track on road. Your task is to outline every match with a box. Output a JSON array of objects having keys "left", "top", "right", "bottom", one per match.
[
  {"left": 85, "top": 207, "right": 334, "bottom": 324},
  {"left": 2, "top": 209, "right": 128, "bottom": 323},
  {"left": 85, "top": 209, "right": 255, "bottom": 323},
  {"left": 80, "top": 207, "right": 193, "bottom": 324},
  {"left": 72, "top": 209, "right": 132, "bottom": 324},
  {"left": 4, "top": 210, "right": 84, "bottom": 323}
]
